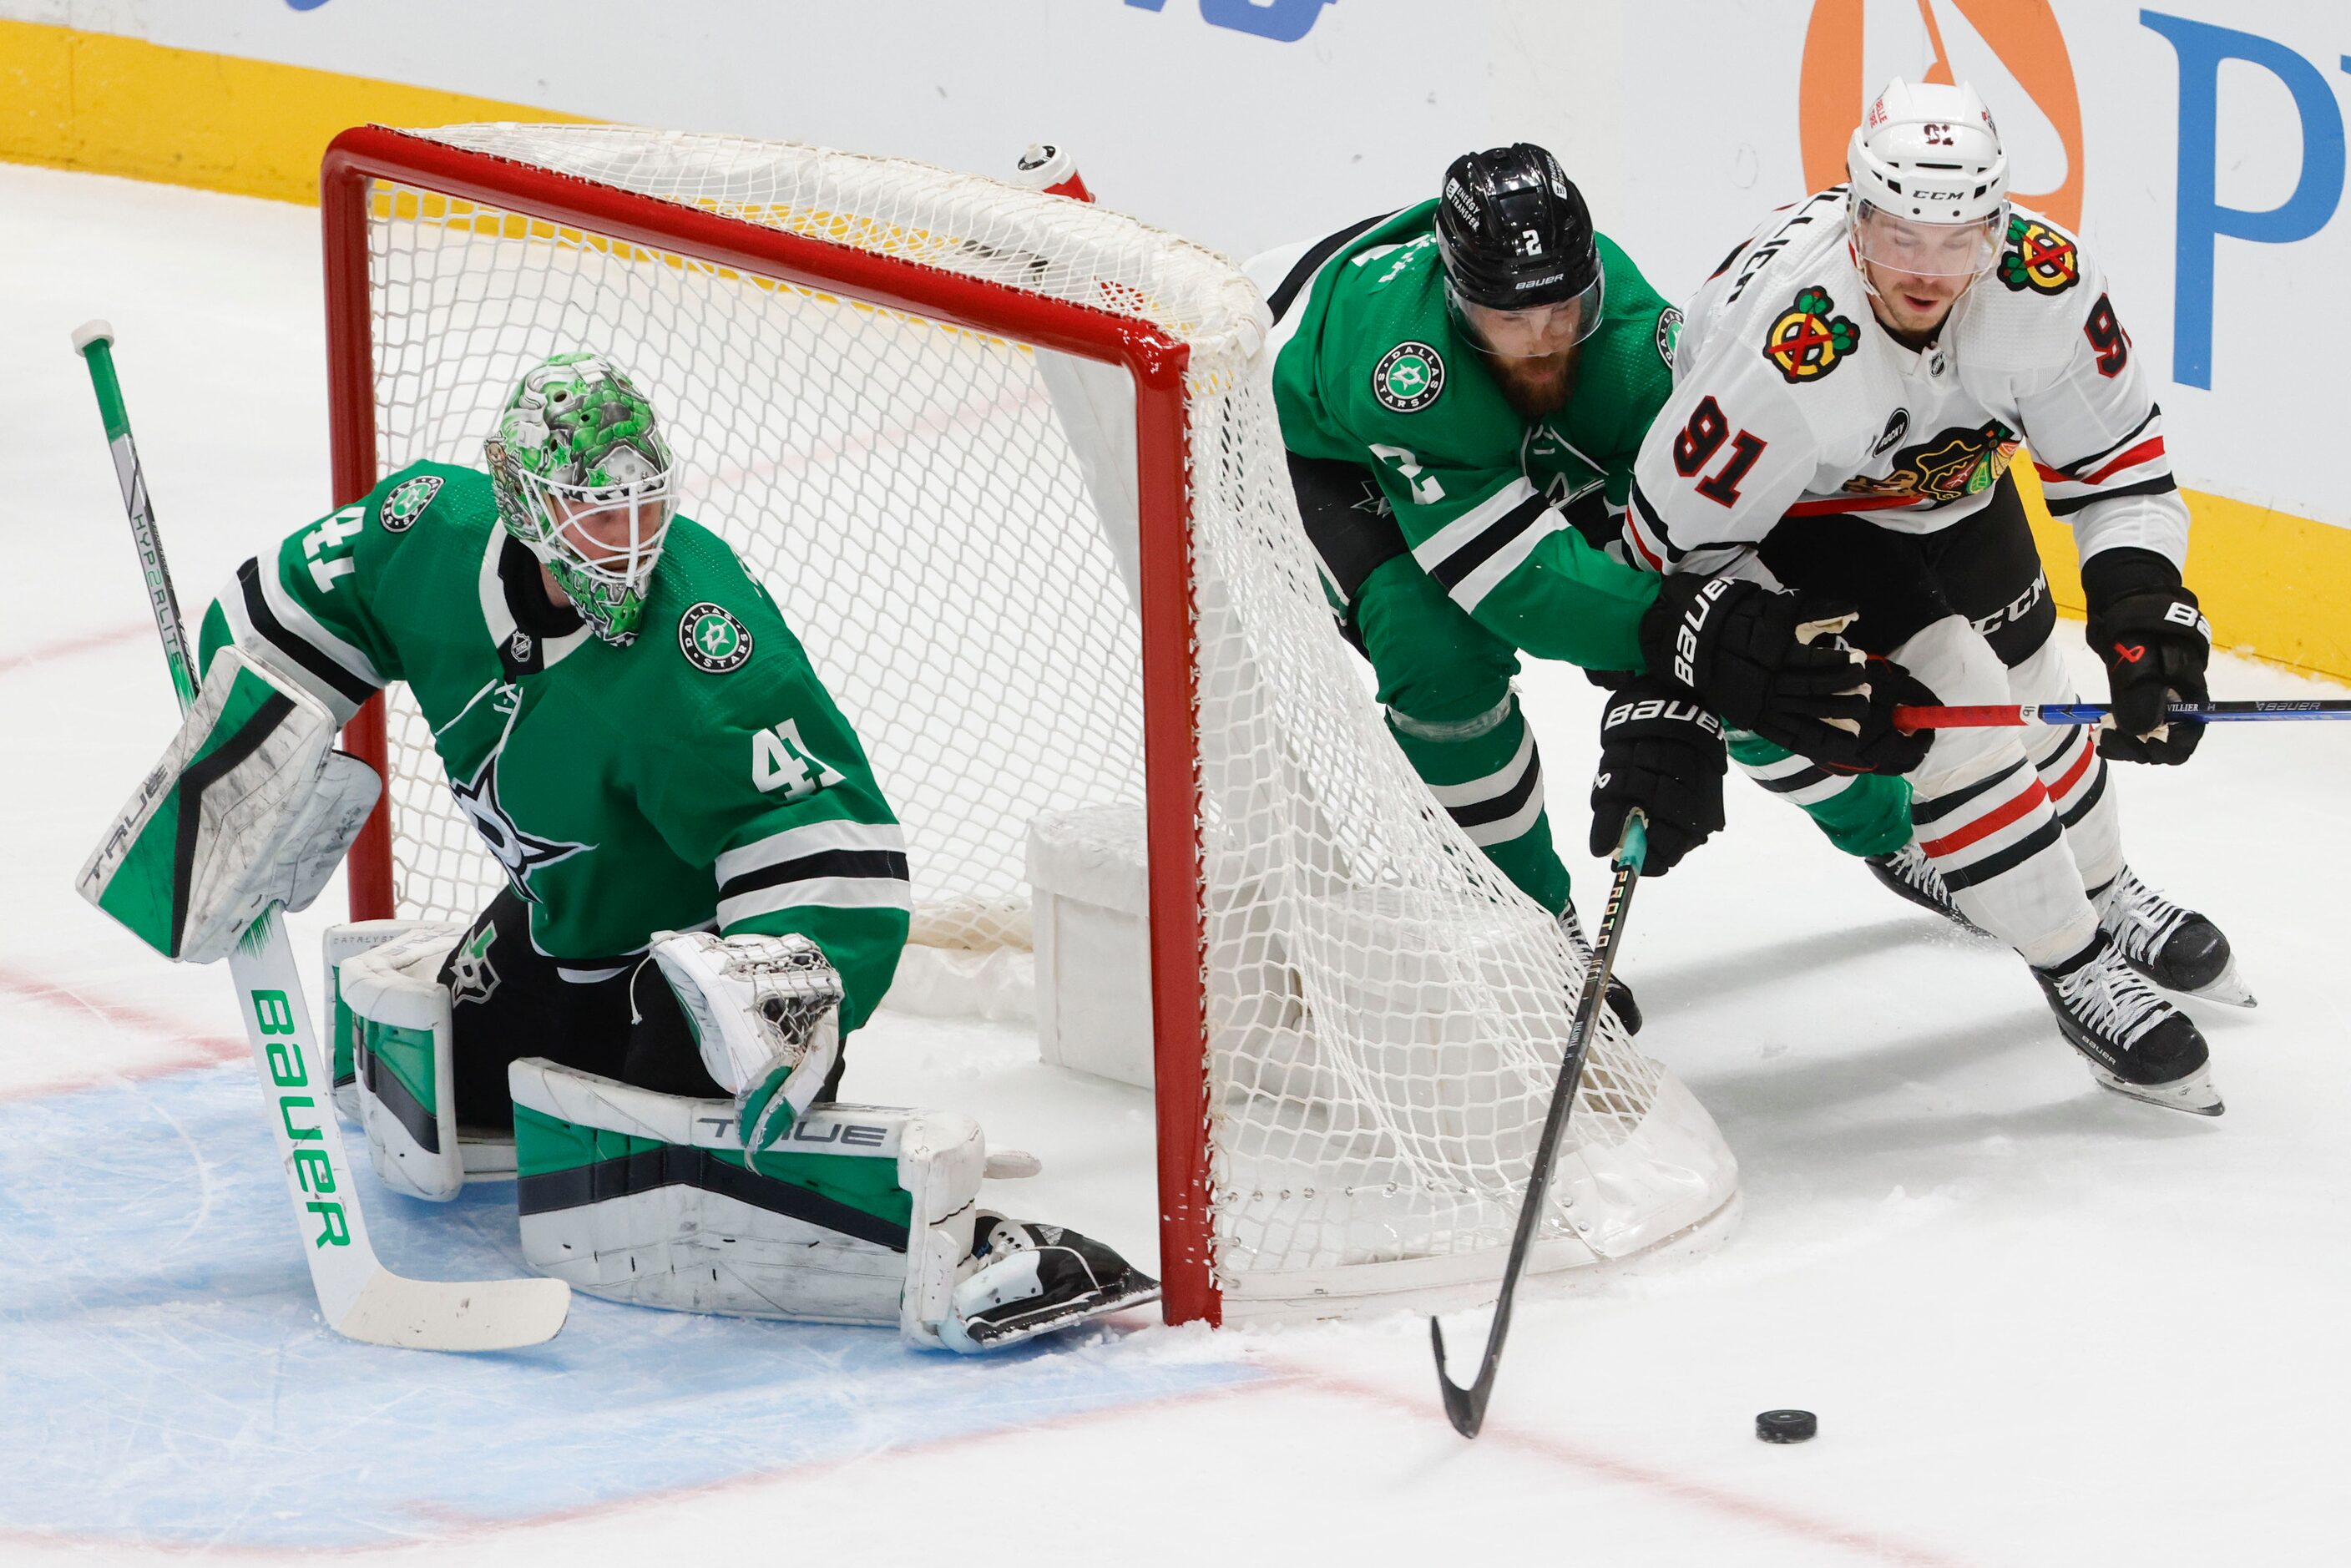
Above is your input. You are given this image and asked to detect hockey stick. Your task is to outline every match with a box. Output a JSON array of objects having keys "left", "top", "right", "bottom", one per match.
[
  {"left": 1895, "top": 699, "right": 2351, "bottom": 731},
  {"left": 72, "top": 321, "right": 570, "bottom": 1352},
  {"left": 1431, "top": 810, "right": 1649, "bottom": 1439}
]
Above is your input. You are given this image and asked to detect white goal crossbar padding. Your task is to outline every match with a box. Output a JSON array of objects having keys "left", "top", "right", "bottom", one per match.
[{"left": 322, "top": 123, "right": 1739, "bottom": 1323}]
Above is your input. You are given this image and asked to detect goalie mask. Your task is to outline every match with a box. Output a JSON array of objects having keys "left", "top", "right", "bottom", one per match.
[{"left": 486, "top": 352, "right": 678, "bottom": 646}]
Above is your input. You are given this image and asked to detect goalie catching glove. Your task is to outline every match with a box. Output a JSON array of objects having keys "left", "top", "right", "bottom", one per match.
[
  {"left": 78, "top": 647, "right": 379, "bottom": 963},
  {"left": 652, "top": 928, "right": 843, "bottom": 1153}
]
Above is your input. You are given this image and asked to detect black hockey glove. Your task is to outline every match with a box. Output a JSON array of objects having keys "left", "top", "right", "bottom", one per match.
[
  {"left": 1637, "top": 575, "right": 1898, "bottom": 771},
  {"left": 1590, "top": 676, "right": 1727, "bottom": 876},
  {"left": 2082, "top": 548, "right": 2211, "bottom": 765},
  {"left": 1833, "top": 656, "right": 1938, "bottom": 776}
]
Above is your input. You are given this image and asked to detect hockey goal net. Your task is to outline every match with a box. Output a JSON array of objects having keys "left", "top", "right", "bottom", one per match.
[{"left": 324, "top": 123, "right": 1737, "bottom": 1323}]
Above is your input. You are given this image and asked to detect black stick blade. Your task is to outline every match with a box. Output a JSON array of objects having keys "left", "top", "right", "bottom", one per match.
[{"left": 1431, "top": 1316, "right": 1489, "bottom": 1438}]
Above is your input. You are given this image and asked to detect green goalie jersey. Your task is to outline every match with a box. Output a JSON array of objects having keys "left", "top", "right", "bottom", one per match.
[
  {"left": 1268, "top": 198, "right": 1682, "bottom": 671},
  {"left": 195, "top": 462, "right": 910, "bottom": 1033}
]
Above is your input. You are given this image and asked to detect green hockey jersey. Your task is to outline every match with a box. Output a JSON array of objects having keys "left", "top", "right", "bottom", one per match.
[
  {"left": 195, "top": 462, "right": 909, "bottom": 1031},
  {"left": 1268, "top": 199, "right": 1684, "bottom": 672}
]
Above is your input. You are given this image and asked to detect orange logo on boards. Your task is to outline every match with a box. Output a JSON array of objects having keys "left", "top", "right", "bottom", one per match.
[{"left": 1797, "top": 0, "right": 2083, "bottom": 232}]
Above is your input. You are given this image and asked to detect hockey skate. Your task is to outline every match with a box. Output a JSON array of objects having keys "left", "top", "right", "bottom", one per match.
[
  {"left": 2033, "top": 931, "right": 2222, "bottom": 1115},
  {"left": 2096, "top": 867, "right": 2254, "bottom": 1007},
  {"left": 1562, "top": 901, "right": 1642, "bottom": 1034},
  {"left": 1864, "top": 842, "right": 1979, "bottom": 933},
  {"left": 941, "top": 1214, "right": 1161, "bottom": 1352}
]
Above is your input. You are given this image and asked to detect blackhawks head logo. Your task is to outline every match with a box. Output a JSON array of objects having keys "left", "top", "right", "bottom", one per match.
[
  {"left": 1999, "top": 216, "right": 2080, "bottom": 295},
  {"left": 1762, "top": 287, "right": 1859, "bottom": 383},
  {"left": 1839, "top": 420, "right": 2020, "bottom": 508},
  {"left": 1372, "top": 341, "right": 1445, "bottom": 413}
]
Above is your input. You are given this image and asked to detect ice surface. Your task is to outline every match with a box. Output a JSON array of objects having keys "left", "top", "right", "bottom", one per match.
[{"left": 4, "top": 162, "right": 2348, "bottom": 1565}]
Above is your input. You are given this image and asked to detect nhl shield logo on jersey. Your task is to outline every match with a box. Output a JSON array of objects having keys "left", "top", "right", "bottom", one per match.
[
  {"left": 680, "top": 602, "right": 753, "bottom": 673},
  {"left": 1762, "top": 288, "right": 1858, "bottom": 384},
  {"left": 1372, "top": 341, "right": 1445, "bottom": 413},
  {"left": 379, "top": 474, "right": 442, "bottom": 533},
  {"left": 1998, "top": 216, "right": 2081, "bottom": 296}
]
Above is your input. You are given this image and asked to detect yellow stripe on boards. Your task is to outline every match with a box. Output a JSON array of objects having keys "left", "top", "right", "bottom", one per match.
[
  {"left": 2015, "top": 461, "right": 2351, "bottom": 682},
  {"left": 0, "top": 19, "right": 582, "bottom": 205}
]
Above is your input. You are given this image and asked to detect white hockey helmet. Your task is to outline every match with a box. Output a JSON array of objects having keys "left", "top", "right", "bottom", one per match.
[{"left": 1846, "top": 78, "right": 2009, "bottom": 281}]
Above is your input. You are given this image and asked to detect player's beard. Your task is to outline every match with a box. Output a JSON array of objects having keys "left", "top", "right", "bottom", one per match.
[{"left": 1483, "top": 346, "right": 1580, "bottom": 420}]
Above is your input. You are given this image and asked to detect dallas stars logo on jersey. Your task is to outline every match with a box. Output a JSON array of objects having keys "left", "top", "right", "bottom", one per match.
[
  {"left": 1998, "top": 217, "right": 2081, "bottom": 296},
  {"left": 680, "top": 602, "right": 753, "bottom": 673},
  {"left": 450, "top": 754, "right": 590, "bottom": 903},
  {"left": 1372, "top": 341, "right": 1445, "bottom": 413},
  {"left": 380, "top": 474, "right": 442, "bottom": 533},
  {"left": 1762, "top": 287, "right": 1859, "bottom": 383}
]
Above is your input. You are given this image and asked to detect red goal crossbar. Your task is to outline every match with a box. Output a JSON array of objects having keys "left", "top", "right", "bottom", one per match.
[{"left": 317, "top": 126, "right": 1222, "bottom": 1324}]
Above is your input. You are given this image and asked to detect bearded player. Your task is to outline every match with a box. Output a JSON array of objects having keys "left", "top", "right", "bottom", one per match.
[
  {"left": 87, "top": 352, "right": 1155, "bottom": 1348},
  {"left": 1621, "top": 80, "right": 2246, "bottom": 1115},
  {"left": 1256, "top": 143, "right": 1931, "bottom": 1029}
]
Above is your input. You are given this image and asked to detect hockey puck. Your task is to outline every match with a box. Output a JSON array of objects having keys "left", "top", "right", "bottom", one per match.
[{"left": 1755, "top": 1409, "right": 1818, "bottom": 1444}]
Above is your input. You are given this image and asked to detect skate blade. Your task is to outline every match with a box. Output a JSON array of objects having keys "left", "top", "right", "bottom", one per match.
[
  {"left": 2187, "top": 954, "right": 2257, "bottom": 1009},
  {"left": 2092, "top": 1062, "right": 2225, "bottom": 1117}
]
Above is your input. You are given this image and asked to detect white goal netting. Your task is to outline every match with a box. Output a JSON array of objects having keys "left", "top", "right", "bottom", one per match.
[{"left": 350, "top": 123, "right": 1737, "bottom": 1317}]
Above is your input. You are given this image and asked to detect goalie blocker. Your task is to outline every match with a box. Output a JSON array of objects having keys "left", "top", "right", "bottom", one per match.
[
  {"left": 78, "top": 646, "right": 379, "bottom": 963},
  {"left": 328, "top": 921, "right": 1159, "bottom": 1350}
]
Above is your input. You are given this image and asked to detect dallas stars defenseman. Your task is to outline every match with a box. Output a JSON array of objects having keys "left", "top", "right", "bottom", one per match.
[
  {"left": 83, "top": 352, "right": 1155, "bottom": 1350},
  {"left": 1259, "top": 143, "right": 1931, "bottom": 1029},
  {"left": 1621, "top": 80, "right": 2247, "bottom": 1114}
]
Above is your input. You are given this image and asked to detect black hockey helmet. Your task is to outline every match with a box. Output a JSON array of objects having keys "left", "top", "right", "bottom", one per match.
[{"left": 1434, "top": 144, "right": 1600, "bottom": 310}]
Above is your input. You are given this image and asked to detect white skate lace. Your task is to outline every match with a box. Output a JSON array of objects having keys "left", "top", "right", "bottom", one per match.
[
  {"left": 1888, "top": 843, "right": 1954, "bottom": 907},
  {"left": 2057, "top": 943, "right": 2176, "bottom": 1051},
  {"left": 2098, "top": 868, "right": 2191, "bottom": 968}
]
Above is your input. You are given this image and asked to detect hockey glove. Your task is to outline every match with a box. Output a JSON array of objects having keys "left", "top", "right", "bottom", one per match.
[
  {"left": 2082, "top": 548, "right": 2211, "bottom": 765},
  {"left": 651, "top": 930, "right": 843, "bottom": 1154},
  {"left": 1834, "top": 657, "right": 1938, "bottom": 776},
  {"left": 1590, "top": 676, "right": 1727, "bottom": 876},
  {"left": 1638, "top": 574, "right": 1894, "bottom": 771}
]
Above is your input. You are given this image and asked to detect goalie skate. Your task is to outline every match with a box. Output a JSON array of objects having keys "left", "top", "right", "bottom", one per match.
[
  {"left": 2034, "top": 932, "right": 2222, "bottom": 1116},
  {"left": 938, "top": 1214, "right": 1160, "bottom": 1352},
  {"left": 2096, "top": 867, "right": 2254, "bottom": 1008}
]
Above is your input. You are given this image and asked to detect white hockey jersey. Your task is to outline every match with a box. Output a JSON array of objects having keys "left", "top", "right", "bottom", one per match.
[{"left": 1624, "top": 187, "right": 2188, "bottom": 581}]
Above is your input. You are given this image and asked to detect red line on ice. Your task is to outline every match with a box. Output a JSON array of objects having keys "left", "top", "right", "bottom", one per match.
[
  {"left": 1289, "top": 1367, "right": 1979, "bottom": 1568},
  {"left": 0, "top": 962, "right": 244, "bottom": 1100},
  {"left": 0, "top": 622, "right": 150, "bottom": 678}
]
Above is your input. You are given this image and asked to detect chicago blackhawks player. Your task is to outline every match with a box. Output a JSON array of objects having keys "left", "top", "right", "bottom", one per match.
[
  {"left": 1623, "top": 80, "right": 2246, "bottom": 1114},
  {"left": 85, "top": 352, "right": 1155, "bottom": 1348},
  {"left": 1259, "top": 143, "right": 1929, "bottom": 1028}
]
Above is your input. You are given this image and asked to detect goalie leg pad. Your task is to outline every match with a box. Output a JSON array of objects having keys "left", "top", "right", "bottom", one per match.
[
  {"left": 340, "top": 923, "right": 468, "bottom": 1201},
  {"left": 78, "top": 646, "right": 379, "bottom": 964},
  {"left": 508, "top": 1057, "right": 984, "bottom": 1332},
  {"left": 325, "top": 920, "right": 443, "bottom": 1123}
]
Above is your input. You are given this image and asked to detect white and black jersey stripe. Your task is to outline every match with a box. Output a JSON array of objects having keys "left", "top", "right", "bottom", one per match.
[
  {"left": 2032, "top": 407, "right": 2177, "bottom": 518},
  {"left": 1737, "top": 748, "right": 1861, "bottom": 807},
  {"left": 2028, "top": 725, "right": 2107, "bottom": 829},
  {"left": 715, "top": 818, "right": 913, "bottom": 928},
  {"left": 1408, "top": 478, "right": 1565, "bottom": 615},
  {"left": 215, "top": 557, "right": 383, "bottom": 722},
  {"left": 1423, "top": 726, "right": 1546, "bottom": 847}
]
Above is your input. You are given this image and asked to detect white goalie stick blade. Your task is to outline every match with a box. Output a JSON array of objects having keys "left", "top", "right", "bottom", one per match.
[
  {"left": 229, "top": 913, "right": 572, "bottom": 1352},
  {"left": 334, "top": 1268, "right": 572, "bottom": 1351}
]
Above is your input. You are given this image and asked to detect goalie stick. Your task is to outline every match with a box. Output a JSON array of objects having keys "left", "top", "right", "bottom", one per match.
[
  {"left": 1431, "top": 810, "right": 1649, "bottom": 1439},
  {"left": 1895, "top": 700, "right": 2351, "bottom": 730},
  {"left": 72, "top": 320, "right": 570, "bottom": 1352}
]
